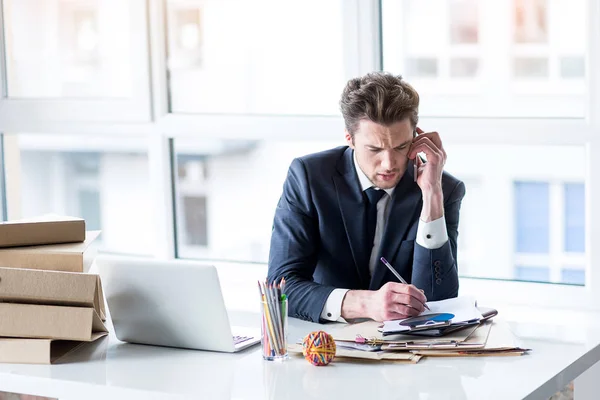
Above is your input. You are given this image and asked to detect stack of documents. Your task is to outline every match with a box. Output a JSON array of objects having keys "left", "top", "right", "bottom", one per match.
[
  {"left": 411, "top": 320, "right": 528, "bottom": 357},
  {"left": 319, "top": 297, "right": 530, "bottom": 363},
  {"left": 287, "top": 342, "right": 422, "bottom": 363}
]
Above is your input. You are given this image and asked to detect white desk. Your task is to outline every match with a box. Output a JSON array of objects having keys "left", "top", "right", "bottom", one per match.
[{"left": 0, "top": 309, "right": 599, "bottom": 400}]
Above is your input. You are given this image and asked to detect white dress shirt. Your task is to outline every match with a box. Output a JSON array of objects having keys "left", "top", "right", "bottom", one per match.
[{"left": 320, "top": 155, "right": 449, "bottom": 322}]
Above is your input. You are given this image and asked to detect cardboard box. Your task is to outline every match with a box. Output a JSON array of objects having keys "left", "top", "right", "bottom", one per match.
[
  {"left": 0, "top": 215, "right": 85, "bottom": 248},
  {"left": 0, "top": 267, "right": 108, "bottom": 364},
  {"left": 0, "top": 266, "right": 106, "bottom": 320},
  {"left": 0, "top": 230, "right": 100, "bottom": 273},
  {"left": 0, "top": 267, "right": 107, "bottom": 341},
  {"left": 0, "top": 303, "right": 107, "bottom": 341},
  {"left": 0, "top": 334, "right": 107, "bottom": 364}
]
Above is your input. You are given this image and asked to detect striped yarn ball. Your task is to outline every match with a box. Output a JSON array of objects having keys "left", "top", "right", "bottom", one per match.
[{"left": 302, "top": 331, "right": 336, "bottom": 366}]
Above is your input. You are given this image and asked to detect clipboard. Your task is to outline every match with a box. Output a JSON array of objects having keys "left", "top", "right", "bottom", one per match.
[
  {"left": 399, "top": 319, "right": 481, "bottom": 337},
  {"left": 382, "top": 313, "right": 454, "bottom": 336},
  {"left": 382, "top": 307, "right": 498, "bottom": 337},
  {"left": 330, "top": 320, "right": 479, "bottom": 349}
]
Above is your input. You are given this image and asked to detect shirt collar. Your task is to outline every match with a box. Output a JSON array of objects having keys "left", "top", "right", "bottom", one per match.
[{"left": 353, "top": 151, "right": 395, "bottom": 196}]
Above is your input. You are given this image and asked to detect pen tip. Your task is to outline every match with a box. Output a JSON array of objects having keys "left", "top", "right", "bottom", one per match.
[{"left": 380, "top": 257, "right": 387, "bottom": 263}]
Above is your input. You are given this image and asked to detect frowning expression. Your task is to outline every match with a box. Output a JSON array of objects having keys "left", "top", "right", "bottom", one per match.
[{"left": 346, "top": 118, "right": 414, "bottom": 189}]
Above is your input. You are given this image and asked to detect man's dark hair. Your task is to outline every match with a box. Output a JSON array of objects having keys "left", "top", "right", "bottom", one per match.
[{"left": 340, "top": 71, "right": 419, "bottom": 136}]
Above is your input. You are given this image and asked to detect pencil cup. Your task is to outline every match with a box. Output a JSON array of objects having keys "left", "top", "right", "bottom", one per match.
[{"left": 260, "top": 297, "right": 289, "bottom": 361}]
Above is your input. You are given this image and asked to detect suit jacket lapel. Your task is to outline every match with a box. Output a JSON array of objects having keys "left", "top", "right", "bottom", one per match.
[
  {"left": 333, "top": 148, "right": 371, "bottom": 287},
  {"left": 369, "top": 166, "right": 422, "bottom": 290}
]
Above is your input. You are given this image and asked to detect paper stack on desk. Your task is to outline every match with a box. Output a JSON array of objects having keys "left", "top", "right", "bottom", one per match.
[
  {"left": 324, "top": 297, "right": 530, "bottom": 363},
  {"left": 287, "top": 342, "right": 423, "bottom": 363},
  {"left": 410, "top": 320, "right": 529, "bottom": 357}
]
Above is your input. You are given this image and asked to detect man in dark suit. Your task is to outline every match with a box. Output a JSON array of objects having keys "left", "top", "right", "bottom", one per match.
[{"left": 267, "top": 72, "right": 466, "bottom": 323}]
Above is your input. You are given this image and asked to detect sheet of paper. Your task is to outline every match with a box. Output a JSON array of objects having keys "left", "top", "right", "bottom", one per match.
[
  {"left": 482, "top": 320, "right": 528, "bottom": 350},
  {"left": 410, "top": 320, "right": 530, "bottom": 356},
  {"left": 382, "top": 296, "right": 483, "bottom": 333},
  {"left": 287, "top": 343, "right": 421, "bottom": 363},
  {"left": 381, "top": 324, "right": 485, "bottom": 350},
  {"left": 422, "top": 296, "right": 483, "bottom": 322},
  {"left": 329, "top": 320, "right": 383, "bottom": 342},
  {"left": 335, "top": 341, "right": 381, "bottom": 352}
]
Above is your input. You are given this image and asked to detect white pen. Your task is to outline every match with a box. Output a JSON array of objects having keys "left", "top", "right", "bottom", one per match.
[{"left": 380, "top": 256, "right": 430, "bottom": 311}]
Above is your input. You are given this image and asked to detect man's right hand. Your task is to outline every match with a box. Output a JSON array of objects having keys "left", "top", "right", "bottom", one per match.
[
  {"left": 367, "top": 282, "right": 427, "bottom": 321},
  {"left": 341, "top": 282, "right": 428, "bottom": 322}
]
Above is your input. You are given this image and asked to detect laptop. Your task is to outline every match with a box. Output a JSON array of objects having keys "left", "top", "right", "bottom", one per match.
[{"left": 95, "top": 254, "right": 260, "bottom": 353}]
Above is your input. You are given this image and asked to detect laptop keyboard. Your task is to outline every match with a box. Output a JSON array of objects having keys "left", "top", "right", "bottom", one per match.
[{"left": 233, "top": 335, "right": 253, "bottom": 345}]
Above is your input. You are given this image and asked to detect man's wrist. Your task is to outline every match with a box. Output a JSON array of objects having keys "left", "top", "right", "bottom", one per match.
[
  {"left": 421, "top": 186, "right": 444, "bottom": 222},
  {"left": 340, "top": 290, "right": 372, "bottom": 320}
]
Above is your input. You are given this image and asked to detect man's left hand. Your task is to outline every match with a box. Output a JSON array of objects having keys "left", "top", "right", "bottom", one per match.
[{"left": 408, "top": 127, "right": 446, "bottom": 221}]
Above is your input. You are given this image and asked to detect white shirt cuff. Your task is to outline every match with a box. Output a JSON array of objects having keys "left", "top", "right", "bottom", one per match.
[
  {"left": 320, "top": 288, "right": 350, "bottom": 322},
  {"left": 416, "top": 216, "right": 449, "bottom": 249}
]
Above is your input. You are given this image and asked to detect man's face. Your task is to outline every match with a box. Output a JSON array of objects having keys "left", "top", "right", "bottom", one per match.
[{"left": 345, "top": 118, "right": 414, "bottom": 189}]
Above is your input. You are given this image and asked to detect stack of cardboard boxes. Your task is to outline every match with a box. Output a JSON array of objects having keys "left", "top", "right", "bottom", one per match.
[{"left": 0, "top": 216, "right": 107, "bottom": 364}]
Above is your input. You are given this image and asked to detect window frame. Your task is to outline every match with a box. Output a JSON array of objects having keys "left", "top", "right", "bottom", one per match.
[
  {"left": 381, "top": 0, "right": 589, "bottom": 118},
  {"left": 513, "top": 180, "right": 587, "bottom": 285},
  {"left": 0, "top": 0, "right": 598, "bottom": 310},
  {"left": 0, "top": 133, "right": 7, "bottom": 221},
  {"left": 0, "top": 0, "right": 152, "bottom": 125}
]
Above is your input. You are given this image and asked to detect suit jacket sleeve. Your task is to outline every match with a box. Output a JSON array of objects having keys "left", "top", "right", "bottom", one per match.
[
  {"left": 411, "top": 181, "right": 466, "bottom": 301},
  {"left": 267, "top": 158, "right": 336, "bottom": 322}
]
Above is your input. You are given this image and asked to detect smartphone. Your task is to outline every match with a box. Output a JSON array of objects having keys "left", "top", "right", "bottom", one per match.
[
  {"left": 413, "top": 155, "right": 427, "bottom": 183},
  {"left": 413, "top": 157, "right": 418, "bottom": 182},
  {"left": 412, "top": 128, "right": 426, "bottom": 182}
]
